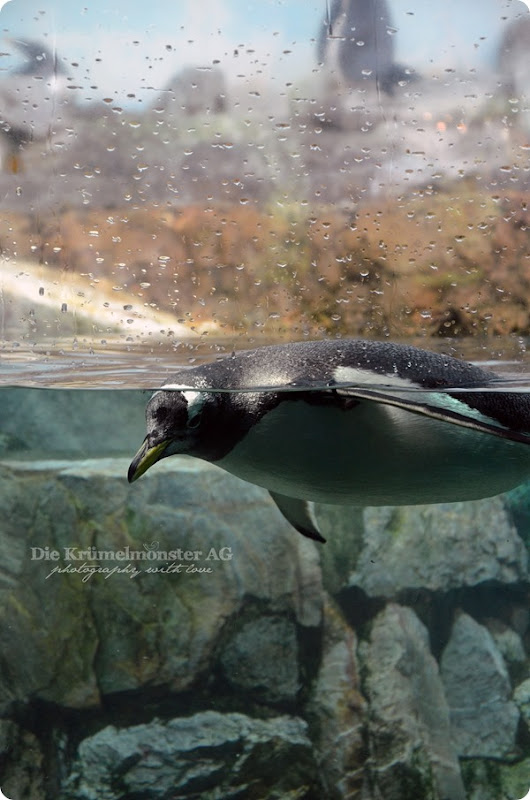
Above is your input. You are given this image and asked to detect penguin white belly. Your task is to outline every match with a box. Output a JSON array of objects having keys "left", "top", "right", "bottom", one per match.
[{"left": 217, "top": 398, "right": 530, "bottom": 505}]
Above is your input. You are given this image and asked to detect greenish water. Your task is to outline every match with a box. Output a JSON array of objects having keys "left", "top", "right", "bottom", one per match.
[{"left": 1, "top": 342, "right": 530, "bottom": 800}]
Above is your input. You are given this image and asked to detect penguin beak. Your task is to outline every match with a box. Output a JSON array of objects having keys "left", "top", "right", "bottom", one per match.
[{"left": 128, "top": 438, "right": 169, "bottom": 483}]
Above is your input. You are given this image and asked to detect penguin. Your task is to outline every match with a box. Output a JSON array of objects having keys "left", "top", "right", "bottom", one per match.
[
  {"left": 317, "top": 0, "right": 413, "bottom": 95},
  {"left": 0, "top": 39, "right": 70, "bottom": 173},
  {"left": 497, "top": 14, "right": 530, "bottom": 136},
  {"left": 497, "top": 14, "right": 530, "bottom": 97},
  {"left": 128, "top": 339, "right": 530, "bottom": 543}
]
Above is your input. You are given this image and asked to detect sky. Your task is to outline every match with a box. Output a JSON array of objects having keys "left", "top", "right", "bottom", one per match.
[{"left": 0, "top": 0, "right": 528, "bottom": 107}]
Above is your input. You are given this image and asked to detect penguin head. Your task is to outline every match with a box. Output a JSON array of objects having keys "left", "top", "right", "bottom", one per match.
[{"left": 128, "top": 388, "right": 220, "bottom": 482}]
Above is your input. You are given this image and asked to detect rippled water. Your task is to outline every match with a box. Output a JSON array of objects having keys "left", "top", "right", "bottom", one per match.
[{"left": 1, "top": 336, "right": 530, "bottom": 392}]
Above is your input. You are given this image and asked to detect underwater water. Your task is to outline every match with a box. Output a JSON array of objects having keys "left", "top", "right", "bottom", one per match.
[{"left": 1, "top": 340, "right": 530, "bottom": 800}]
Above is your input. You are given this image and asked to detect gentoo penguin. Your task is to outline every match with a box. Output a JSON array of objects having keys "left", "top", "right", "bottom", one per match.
[
  {"left": 128, "top": 339, "right": 530, "bottom": 543},
  {"left": 317, "top": 0, "right": 412, "bottom": 95}
]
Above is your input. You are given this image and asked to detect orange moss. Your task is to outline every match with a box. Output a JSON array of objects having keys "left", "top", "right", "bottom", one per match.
[{"left": 1, "top": 188, "right": 529, "bottom": 337}]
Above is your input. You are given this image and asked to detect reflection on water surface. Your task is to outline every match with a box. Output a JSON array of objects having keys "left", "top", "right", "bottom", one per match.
[{"left": 1, "top": 335, "right": 530, "bottom": 391}]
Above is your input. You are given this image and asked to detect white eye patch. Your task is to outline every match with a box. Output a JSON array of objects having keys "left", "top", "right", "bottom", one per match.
[{"left": 160, "top": 382, "right": 208, "bottom": 426}]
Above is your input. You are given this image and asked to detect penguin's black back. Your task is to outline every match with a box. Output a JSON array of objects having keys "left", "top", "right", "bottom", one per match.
[{"left": 167, "top": 339, "right": 530, "bottom": 435}]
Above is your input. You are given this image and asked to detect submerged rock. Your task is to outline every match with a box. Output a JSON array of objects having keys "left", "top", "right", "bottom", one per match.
[
  {"left": 0, "top": 457, "right": 322, "bottom": 709},
  {"left": 307, "top": 598, "right": 367, "bottom": 799},
  {"left": 0, "top": 454, "right": 528, "bottom": 798},
  {"left": 484, "top": 617, "right": 527, "bottom": 668},
  {"left": 0, "top": 720, "right": 46, "bottom": 800},
  {"left": 440, "top": 612, "right": 519, "bottom": 759},
  {"left": 462, "top": 757, "right": 530, "bottom": 800},
  {"left": 513, "top": 678, "right": 530, "bottom": 732},
  {"left": 360, "top": 603, "right": 466, "bottom": 800},
  {"left": 62, "top": 711, "right": 320, "bottom": 799},
  {"left": 219, "top": 615, "right": 300, "bottom": 704},
  {"left": 320, "top": 499, "right": 528, "bottom": 598}
]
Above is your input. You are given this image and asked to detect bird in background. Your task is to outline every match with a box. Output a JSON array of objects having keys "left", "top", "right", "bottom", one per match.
[
  {"left": 0, "top": 38, "right": 70, "bottom": 173},
  {"left": 497, "top": 13, "right": 530, "bottom": 136},
  {"left": 317, "top": 0, "right": 414, "bottom": 95}
]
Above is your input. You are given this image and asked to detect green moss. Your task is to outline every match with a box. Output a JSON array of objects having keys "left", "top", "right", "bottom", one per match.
[
  {"left": 402, "top": 748, "right": 437, "bottom": 800},
  {"left": 500, "top": 758, "right": 530, "bottom": 800},
  {"left": 461, "top": 759, "right": 503, "bottom": 800},
  {"left": 386, "top": 509, "right": 406, "bottom": 538}
]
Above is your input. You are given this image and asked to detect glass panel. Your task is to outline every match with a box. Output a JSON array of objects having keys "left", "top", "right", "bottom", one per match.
[{"left": 0, "top": 2, "right": 530, "bottom": 799}]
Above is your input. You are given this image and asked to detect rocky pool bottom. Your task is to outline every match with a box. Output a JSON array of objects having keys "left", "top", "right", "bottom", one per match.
[{"left": 0, "top": 388, "right": 530, "bottom": 799}]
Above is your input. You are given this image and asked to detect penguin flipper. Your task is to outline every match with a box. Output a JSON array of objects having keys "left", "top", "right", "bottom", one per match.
[
  {"left": 268, "top": 491, "right": 326, "bottom": 543},
  {"left": 336, "top": 387, "right": 530, "bottom": 446}
]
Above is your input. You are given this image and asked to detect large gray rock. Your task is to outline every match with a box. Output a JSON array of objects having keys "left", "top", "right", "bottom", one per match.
[
  {"left": 307, "top": 598, "right": 367, "bottom": 800},
  {"left": 62, "top": 711, "right": 321, "bottom": 800},
  {"left": 360, "top": 603, "right": 466, "bottom": 800},
  {"left": 220, "top": 615, "right": 300, "bottom": 704},
  {"left": 484, "top": 618, "right": 526, "bottom": 667},
  {"left": 324, "top": 499, "right": 528, "bottom": 598},
  {"left": 0, "top": 457, "right": 322, "bottom": 710},
  {"left": 440, "top": 612, "right": 519, "bottom": 759}
]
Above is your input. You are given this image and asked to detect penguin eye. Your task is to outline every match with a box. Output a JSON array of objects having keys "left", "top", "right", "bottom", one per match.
[{"left": 187, "top": 411, "right": 202, "bottom": 429}]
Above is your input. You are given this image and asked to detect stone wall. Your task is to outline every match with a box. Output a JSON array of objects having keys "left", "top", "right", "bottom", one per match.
[{"left": 0, "top": 454, "right": 529, "bottom": 798}]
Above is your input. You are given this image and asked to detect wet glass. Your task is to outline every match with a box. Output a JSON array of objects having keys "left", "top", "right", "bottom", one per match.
[{"left": 0, "top": 1, "right": 530, "bottom": 799}]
